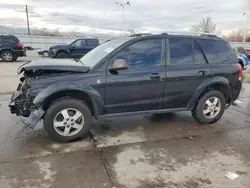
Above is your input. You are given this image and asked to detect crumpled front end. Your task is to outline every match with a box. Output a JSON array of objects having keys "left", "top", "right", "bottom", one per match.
[
  {"left": 9, "top": 74, "right": 45, "bottom": 128},
  {"left": 9, "top": 82, "right": 36, "bottom": 117}
]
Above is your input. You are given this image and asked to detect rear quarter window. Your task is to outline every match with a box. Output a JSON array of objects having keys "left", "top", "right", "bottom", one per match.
[{"left": 197, "top": 39, "right": 237, "bottom": 64}]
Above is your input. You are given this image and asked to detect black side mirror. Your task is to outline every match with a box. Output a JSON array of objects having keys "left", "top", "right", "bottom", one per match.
[{"left": 109, "top": 59, "right": 128, "bottom": 71}]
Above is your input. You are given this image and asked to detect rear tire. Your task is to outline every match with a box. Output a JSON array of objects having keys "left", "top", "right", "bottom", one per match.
[
  {"left": 192, "top": 90, "right": 226, "bottom": 124},
  {"left": 57, "top": 52, "right": 68, "bottom": 58},
  {"left": 43, "top": 98, "right": 92, "bottom": 143},
  {"left": 1, "top": 51, "right": 14, "bottom": 62}
]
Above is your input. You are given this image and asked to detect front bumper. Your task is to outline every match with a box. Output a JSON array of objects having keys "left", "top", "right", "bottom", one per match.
[
  {"left": 9, "top": 86, "right": 44, "bottom": 128},
  {"left": 49, "top": 48, "right": 57, "bottom": 58},
  {"left": 9, "top": 90, "right": 35, "bottom": 117}
]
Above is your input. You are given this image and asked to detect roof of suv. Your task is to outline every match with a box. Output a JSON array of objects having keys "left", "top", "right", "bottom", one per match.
[
  {"left": 76, "top": 37, "right": 98, "bottom": 40},
  {"left": 0, "top": 34, "right": 19, "bottom": 41},
  {"left": 129, "top": 31, "right": 223, "bottom": 41}
]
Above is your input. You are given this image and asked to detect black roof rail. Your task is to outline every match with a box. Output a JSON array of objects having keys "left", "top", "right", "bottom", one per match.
[
  {"left": 161, "top": 31, "right": 219, "bottom": 37},
  {"left": 129, "top": 33, "right": 151, "bottom": 37},
  {"left": 129, "top": 31, "right": 220, "bottom": 38}
]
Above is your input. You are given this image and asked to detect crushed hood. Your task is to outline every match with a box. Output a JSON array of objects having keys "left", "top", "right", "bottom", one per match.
[{"left": 17, "top": 59, "right": 90, "bottom": 75}]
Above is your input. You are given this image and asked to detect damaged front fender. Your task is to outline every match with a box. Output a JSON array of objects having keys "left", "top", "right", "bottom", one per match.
[{"left": 32, "top": 82, "right": 105, "bottom": 119}]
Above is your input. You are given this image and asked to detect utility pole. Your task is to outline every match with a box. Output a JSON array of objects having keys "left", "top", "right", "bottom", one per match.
[
  {"left": 116, "top": 1, "right": 130, "bottom": 37},
  {"left": 25, "top": 5, "right": 30, "bottom": 35},
  {"left": 243, "top": 13, "right": 249, "bottom": 42}
]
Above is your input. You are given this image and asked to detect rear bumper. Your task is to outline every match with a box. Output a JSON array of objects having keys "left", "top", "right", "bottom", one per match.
[
  {"left": 14, "top": 50, "right": 26, "bottom": 57},
  {"left": 232, "top": 81, "right": 242, "bottom": 102}
]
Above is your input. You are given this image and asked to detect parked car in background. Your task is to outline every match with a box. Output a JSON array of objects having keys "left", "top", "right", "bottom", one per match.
[
  {"left": 238, "top": 53, "right": 249, "bottom": 70},
  {"left": 237, "top": 47, "right": 250, "bottom": 59},
  {"left": 24, "top": 46, "right": 34, "bottom": 50},
  {"left": 49, "top": 38, "right": 99, "bottom": 59},
  {"left": 234, "top": 48, "right": 249, "bottom": 70},
  {"left": 0, "top": 34, "right": 26, "bottom": 62},
  {"left": 37, "top": 48, "right": 50, "bottom": 57},
  {"left": 9, "top": 32, "right": 242, "bottom": 142}
]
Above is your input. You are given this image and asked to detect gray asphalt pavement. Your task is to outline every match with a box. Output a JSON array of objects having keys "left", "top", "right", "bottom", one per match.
[{"left": 0, "top": 52, "right": 250, "bottom": 187}]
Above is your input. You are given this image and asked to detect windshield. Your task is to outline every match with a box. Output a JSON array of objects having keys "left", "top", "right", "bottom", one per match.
[
  {"left": 66, "top": 39, "right": 76, "bottom": 45},
  {"left": 79, "top": 38, "right": 130, "bottom": 68}
]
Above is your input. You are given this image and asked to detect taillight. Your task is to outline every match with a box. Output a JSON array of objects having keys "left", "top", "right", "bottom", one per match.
[
  {"left": 17, "top": 42, "right": 22, "bottom": 47},
  {"left": 237, "top": 63, "right": 242, "bottom": 81}
]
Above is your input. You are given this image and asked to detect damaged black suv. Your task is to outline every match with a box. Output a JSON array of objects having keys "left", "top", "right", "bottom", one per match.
[{"left": 9, "top": 32, "right": 242, "bottom": 142}]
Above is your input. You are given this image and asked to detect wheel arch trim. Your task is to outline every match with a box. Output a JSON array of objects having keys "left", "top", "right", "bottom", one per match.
[
  {"left": 187, "top": 76, "right": 231, "bottom": 109},
  {"left": 33, "top": 83, "right": 105, "bottom": 119}
]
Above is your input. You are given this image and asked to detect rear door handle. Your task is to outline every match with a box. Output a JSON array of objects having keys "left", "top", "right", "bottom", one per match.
[
  {"left": 198, "top": 71, "right": 206, "bottom": 76},
  {"left": 150, "top": 73, "right": 161, "bottom": 79}
]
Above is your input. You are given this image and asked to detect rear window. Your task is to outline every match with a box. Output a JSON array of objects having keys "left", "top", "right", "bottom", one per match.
[
  {"left": 197, "top": 39, "right": 237, "bottom": 64},
  {"left": 3, "top": 36, "right": 18, "bottom": 43}
]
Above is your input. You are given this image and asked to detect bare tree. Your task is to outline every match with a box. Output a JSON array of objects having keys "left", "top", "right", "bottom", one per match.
[
  {"left": 128, "top": 28, "right": 135, "bottom": 35},
  {"left": 223, "top": 29, "right": 246, "bottom": 42},
  {"left": 191, "top": 17, "right": 216, "bottom": 33}
]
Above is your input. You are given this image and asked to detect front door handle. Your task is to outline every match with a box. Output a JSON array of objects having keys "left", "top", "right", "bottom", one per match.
[
  {"left": 198, "top": 71, "right": 206, "bottom": 76},
  {"left": 150, "top": 73, "right": 161, "bottom": 79}
]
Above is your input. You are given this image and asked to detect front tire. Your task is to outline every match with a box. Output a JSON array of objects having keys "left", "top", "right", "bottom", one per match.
[
  {"left": 1, "top": 51, "right": 14, "bottom": 62},
  {"left": 192, "top": 90, "right": 226, "bottom": 124},
  {"left": 42, "top": 51, "right": 50, "bottom": 57},
  {"left": 43, "top": 99, "right": 92, "bottom": 142},
  {"left": 57, "top": 52, "right": 68, "bottom": 58}
]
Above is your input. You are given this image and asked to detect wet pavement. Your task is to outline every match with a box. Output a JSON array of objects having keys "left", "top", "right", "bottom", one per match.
[{"left": 0, "top": 82, "right": 250, "bottom": 188}]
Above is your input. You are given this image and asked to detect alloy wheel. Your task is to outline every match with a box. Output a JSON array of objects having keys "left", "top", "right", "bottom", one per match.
[
  {"left": 2, "top": 52, "right": 12, "bottom": 61},
  {"left": 203, "top": 97, "right": 221, "bottom": 119},
  {"left": 53, "top": 108, "right": 84, "bottom": 136}
]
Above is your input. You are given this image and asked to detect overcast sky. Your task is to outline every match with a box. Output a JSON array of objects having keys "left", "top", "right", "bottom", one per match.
[{"left": 0, "top": 0, "right": 249, "bottom": 35}]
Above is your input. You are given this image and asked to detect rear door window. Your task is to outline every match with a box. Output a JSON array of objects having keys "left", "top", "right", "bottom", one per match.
[
  {"left": 169, "top": 38, "right": 194, "bottom": 65},
  {"left": 197, "top": 39, "right": 237, "bottom": 64},
  {"left": 194, "top": 41, "right": 207, "bottom": 64}
]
